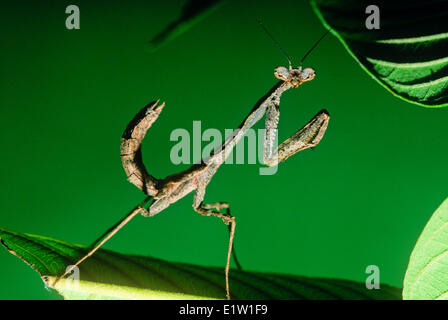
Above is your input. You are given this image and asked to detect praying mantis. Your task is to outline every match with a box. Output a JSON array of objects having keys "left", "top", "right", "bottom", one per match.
[{"left": 55, "top": 25, "right": 331, "bottom": 300}]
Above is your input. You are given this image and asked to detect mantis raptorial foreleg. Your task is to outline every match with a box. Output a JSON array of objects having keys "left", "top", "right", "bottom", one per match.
[{"left": 263, "top": 103, "right": 329, "bottom": 167}]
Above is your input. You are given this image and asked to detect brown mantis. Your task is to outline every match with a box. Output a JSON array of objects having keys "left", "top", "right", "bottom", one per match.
[{"left": 55, "top": 25, "right": 331, "bottom": 300}]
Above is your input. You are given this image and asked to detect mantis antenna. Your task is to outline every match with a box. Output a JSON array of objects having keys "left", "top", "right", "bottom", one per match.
[
  {"left": 258, "top": 20, "right": 293, "bottom": 69},
  {"left": 258, "top": 19, "right": 331, "bottom": 68},
  {"left": 300, "top": 28, "right": 331, "bottom": 65}
]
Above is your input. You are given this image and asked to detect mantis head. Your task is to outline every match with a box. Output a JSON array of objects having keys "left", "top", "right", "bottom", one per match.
[
  {"left": 274, "top": 66, "right": 315, "bottom": 88},
  {"left": 258, "top": 21, "right": 329, "bottom": 88}
]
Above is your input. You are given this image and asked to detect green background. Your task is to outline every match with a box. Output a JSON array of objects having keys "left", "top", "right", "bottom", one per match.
[{"left": 1, "top": 0, "right": 447, "bottom": 299}]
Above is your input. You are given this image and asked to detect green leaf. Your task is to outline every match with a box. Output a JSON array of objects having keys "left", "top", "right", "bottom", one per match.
[
  {"left": 404, "top": 197, "right": 448, "bottom": 299},
  {"left": 0, "top": 228, "right": 401, "bottom": 300},
  {"left": 311, "top": 0, "right": 448, "bottom": 107},
  {"left": 147, "top": 0, "right": 226, "bottom": 52}
]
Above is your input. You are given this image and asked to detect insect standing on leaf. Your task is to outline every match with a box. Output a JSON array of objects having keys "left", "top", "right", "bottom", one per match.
[{"left": 54, "top": 24, "right": 331, "bottom": 300}]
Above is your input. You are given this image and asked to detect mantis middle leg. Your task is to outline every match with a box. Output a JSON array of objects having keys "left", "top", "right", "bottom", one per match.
[{"left": 192, "top": 172, "right": 239, "bottom": 300}]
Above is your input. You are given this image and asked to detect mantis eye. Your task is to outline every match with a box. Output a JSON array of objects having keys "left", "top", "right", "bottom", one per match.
[
  {"left": 301, "top": 68, "right": 315, "bottom": 81},
  {"left": 274, "top": 66, "right": 290, "bottom": 81}
]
